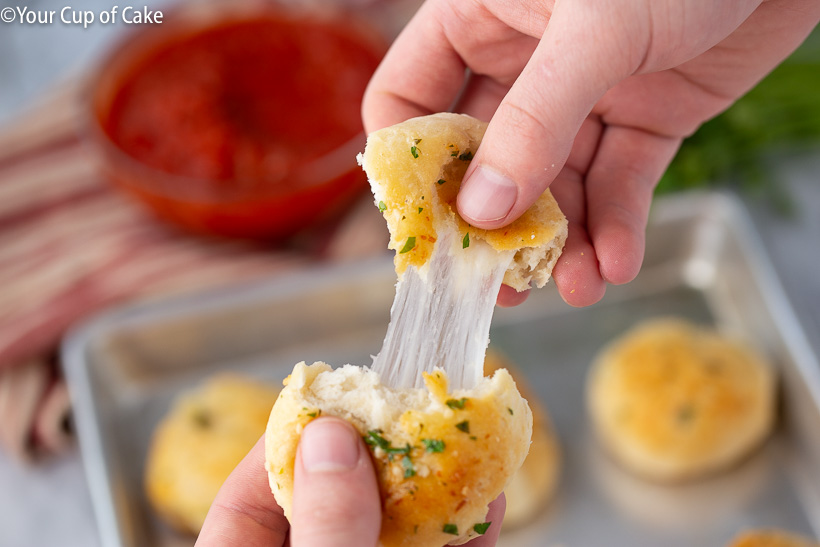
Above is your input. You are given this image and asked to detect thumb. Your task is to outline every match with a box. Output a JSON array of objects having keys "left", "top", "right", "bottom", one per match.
[
  {"left": 457, "top": 3, "right": 645, "bottom": 228},
  {"left": 290, "top": 417, "right": 381, "bottom": 547}
]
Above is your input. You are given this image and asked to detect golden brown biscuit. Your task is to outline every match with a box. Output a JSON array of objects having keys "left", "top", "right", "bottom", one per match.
[
  {"left": 587, "top": 318, "right": 776, "bottom": 481},
  {"left": 265, "top": 362, "right": 532, "bottom": 547},
  {"left": 145, "top": 374, "right": 280, "bottom": 534},
  {"left": 484, "top": 350, "right": 560, "bottom": 529},
  {"left": 358, "top": 112, "right": 567, "bottom": 290},
  {"left": 727, "top": 530, "right": 820, "bottom": 547}
]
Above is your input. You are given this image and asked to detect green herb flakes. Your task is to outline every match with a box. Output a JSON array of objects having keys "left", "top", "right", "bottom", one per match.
[
  {"left": 422, "top": 438, "right": 445, "bottom": 453},
  {"left": 462, "top": 233, "right": 470, "bottom": 249},
  {"left": 193, "top": 410, "right": 211, "bottom": 429},
  {"left": 456, "top": 420, "right": 470, "bottom": 433},
  {"left": 388, "top": 443, "right": 413, "bottom": 456},
  {"left": 446, "top": 398, "right": 468, "bottom": 409},
  {"left": 378, "top": 201, "right": 387, "bottom": 212},
  {"left": 399, "top": 237, "right": 416, "bottom": 254},
  {"left": 437, "top": 179, "right": 446, "bottom": 185},
  {"left": 401, "top": 456, "right": 416, "bottom": 478},
  {"left": 364, "top": 430, "right": 415, "bottom": 458},
  {"left": 306, "top": 409, "right": 321, "bottom": 418},
  {"left": 458, "top": 151, "right": 474, "bottom": 161},
  {"left": 473, "top": 522, "right": 491, "bottom": 535},
  {"left": 507, "top": 407, "right": 514, "bottom": 415},
  {"left": 364, "top": 430, "right": 390, "bottom": 450},
  {"left": 411, "top": 146, "right": 420, "bottom": 158},
  {"left": 677, "top": 405, "right": 695, "bottom": 424},
  {"left": 443, "top": 524, "right": 459, "bottom": 535},
  {"left": 418, "top": 207, "right": 423, "bottom": 214}
]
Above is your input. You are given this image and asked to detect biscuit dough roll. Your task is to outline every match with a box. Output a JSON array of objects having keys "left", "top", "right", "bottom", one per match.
[{"left": 266, "top": 362, "right": 532, "bottom": 547}]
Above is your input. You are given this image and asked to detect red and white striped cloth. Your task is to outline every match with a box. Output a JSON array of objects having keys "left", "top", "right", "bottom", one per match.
[{"left": 0, "top": 80, "right": 388, "bottom": 460}]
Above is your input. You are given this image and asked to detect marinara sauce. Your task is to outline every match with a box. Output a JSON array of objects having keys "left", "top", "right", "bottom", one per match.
[{"left": 96, "top": 13, "right": 384, "bottom": 239}]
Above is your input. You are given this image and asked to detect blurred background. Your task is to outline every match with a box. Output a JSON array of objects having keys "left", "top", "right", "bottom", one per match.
[{"left": 0, "top": 1, "right": 819, "bottom": 545}]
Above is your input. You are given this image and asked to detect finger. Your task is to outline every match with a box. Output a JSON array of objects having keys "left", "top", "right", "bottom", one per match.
[
  {"left": 197, "top": 437, "right": 289, "bottom": 547},
  {"left": 457, "top": 2, "right": 646, "bottom": 229},
  {"left": 585, "top": 126, "right": 680, "bottom": 285},
  {"left": 549, "top": 167, "right": 607, "bottom": 307},
  {"left": 362, "top": 0, "right": 466, "bottom": 132},
  {"left": 454, "top": 74, "right": 510, "bottom": 123},
  {"left": 465, "top": 494, "right": 506, "bottom": 546},
  {"left": 291, "top": 417, "right": 381, "bottom": 547},
  {"left": 497, "top": 284, "right": 529, "bottom": 307},
  {"left": 565, "top": 115, "right": 603, "bottom": 175},
  {"left": 497, "top": 115, "right": 603, "bottom": 308}
]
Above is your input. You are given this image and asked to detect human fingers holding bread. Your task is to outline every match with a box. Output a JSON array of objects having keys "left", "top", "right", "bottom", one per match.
[
  {"left": 362, "top": 0, "right": 820, "bottom": 307},
  {"left": 197, "top": 419, "right": 504, "bottom": 547},
  {"left": 197, "top": 420, "right": 382, "bottom": 547}
]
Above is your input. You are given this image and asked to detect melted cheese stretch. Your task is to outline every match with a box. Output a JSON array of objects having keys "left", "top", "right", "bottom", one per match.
[
  {"left": 372, "top": 230, "right": 514, "bottom": 390},
  {"left": 362, "top": 113, "right": 567, "bottom": 391}
]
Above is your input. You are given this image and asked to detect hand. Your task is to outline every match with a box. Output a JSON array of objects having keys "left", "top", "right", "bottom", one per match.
[
  {"left": 196, "top": 417, "right": 505, "bottom": 546},
  {"left": 363, "top": 0, "right": 820, "bottom": 307}
]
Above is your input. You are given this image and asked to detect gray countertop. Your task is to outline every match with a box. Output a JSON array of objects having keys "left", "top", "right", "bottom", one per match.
[{"left": 1, "top": 2, "right": 818, "bottom": 546}]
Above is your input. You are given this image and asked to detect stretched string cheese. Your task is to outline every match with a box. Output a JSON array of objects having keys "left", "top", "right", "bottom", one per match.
[{"left": 358, "top": 113, "right": 567, "bottom": 389}]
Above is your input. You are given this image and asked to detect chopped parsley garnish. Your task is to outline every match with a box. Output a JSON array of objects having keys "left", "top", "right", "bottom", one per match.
[
  {"left": 446, "top": 398, "right": 468, "bottom": 409},
  {"left": 364, "top": 429, "right": 390, "bottom": 450},
  {"left": 443, "top": 524, "right": 459, "bottom": 535},
  {"left": 418, "top": 207, "right": 423, "bottom": 214},
  {"left": 364, "top": 430, "right": 413, "bottom": 458},
  {"left": 401, "top": 456, "right": 416, "bottom": 478},
  {"left": 451, "top": 151, "right": 458, "bottom": 157},
  {"left": 462, "top": 233, "right": 470, "bottom": 249},
  {"left": 193, "top": 410, "right": 211, "bottom": 429},
  {"left": 458, "top": 151, "right": 474, "bottom": 161},
  {"left": 677, "top": 405, "right": 695, "bottom": 424},
  {"left": 378, "top": 201, "right": 387, "bottom": 212},
  {"left": 456, "top": 420, "right": 470, "bottom": 433},
  {"left": 307, "top": 409, "right": 321, "bottom": 418},
  {"left": 422, "top": 438, "right": 445, "bottom": 453},
  {"left": 399, "top": 237, "right": 416, "bottom": 254},
  {"left": 414, "top": 138, "right": 422, "bottom": 144},
  {"left": 508, "top": 407, "right": 514, "bottom": 415},
  {"left": 388, "top": 443, "right": 413, "bottom": 457},
  {"left": 411, "top": 145, "right": 420, "bottom": 158},
  {"left": 473, "top": 522, "right": 491, "bottom": 535},
  {"left": 437, "top": 179, "right": 446, "bottom": 185}
]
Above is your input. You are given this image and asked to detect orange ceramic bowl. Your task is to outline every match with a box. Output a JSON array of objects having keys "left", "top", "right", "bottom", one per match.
[{"left": 87, "top": 3, "right": 385, "bottom": 241}]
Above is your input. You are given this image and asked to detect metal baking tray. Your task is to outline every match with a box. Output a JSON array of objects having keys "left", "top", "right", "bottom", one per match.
[{"left": 63, "top": 192, "right": 820, "bottom": 547}]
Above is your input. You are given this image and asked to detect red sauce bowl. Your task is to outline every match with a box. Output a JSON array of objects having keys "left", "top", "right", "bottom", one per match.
[{"left": 87, "top": 3, "right": 386, "bottom": 241}]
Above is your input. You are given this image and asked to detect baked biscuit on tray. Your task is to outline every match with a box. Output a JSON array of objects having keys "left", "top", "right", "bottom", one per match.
[{"left": 587, "top": 318, "right": 776, "bottom": 481}]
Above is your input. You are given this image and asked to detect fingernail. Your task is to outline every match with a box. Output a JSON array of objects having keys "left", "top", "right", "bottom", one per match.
[
  {"left": 300, "top": 419, "right": 360, "bottom": 473},
  {"left": 459, "top": 166, "right": 518, "bottom": 222}
]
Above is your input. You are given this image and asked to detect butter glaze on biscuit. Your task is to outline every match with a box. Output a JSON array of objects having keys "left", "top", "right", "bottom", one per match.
[{"left": 266, "top": 362, "right": 532, "bottom": 546}]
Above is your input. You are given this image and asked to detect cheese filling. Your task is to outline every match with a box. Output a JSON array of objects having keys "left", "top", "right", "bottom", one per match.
[{"left": 372, "top": 229, "right": 514, "bottom": 390}]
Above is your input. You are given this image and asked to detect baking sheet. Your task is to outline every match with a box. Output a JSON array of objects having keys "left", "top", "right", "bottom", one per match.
[{"left": 63, "top": 192, "right": 820, "bottom": 547}]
